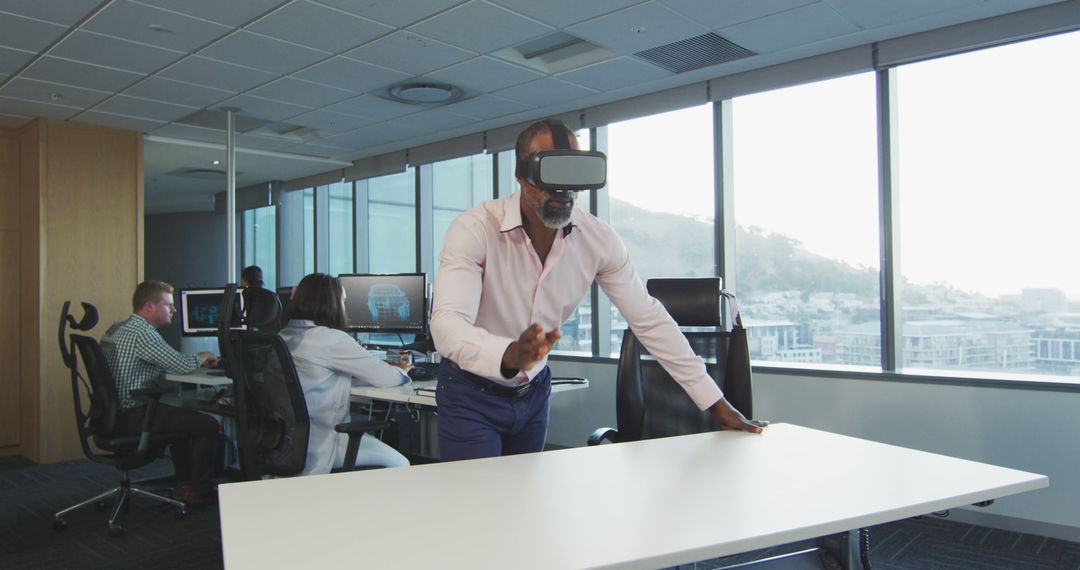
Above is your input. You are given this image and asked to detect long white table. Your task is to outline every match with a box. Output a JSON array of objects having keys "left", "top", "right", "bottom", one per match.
[
  {"left": 350, "top": 378, "right": 589, "bottom": 407},
  {"left": 218, "top": 423, "right": 1047, "bottom": 569}
]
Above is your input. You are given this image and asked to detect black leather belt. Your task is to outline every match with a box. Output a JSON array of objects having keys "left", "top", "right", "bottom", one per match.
[{"left": 447, "top": 360, "right": 535, "bottom": 398}]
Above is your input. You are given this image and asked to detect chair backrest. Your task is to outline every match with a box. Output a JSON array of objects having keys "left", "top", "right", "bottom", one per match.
[
  {"left": 614, "top": 277, "right": 754, "bottom": 442},
  {"left": 57, "top": 301, "right": 122, "bottom": 459},
  {"left": 220, "top": 285, "right": 310, "bottom": 479}
]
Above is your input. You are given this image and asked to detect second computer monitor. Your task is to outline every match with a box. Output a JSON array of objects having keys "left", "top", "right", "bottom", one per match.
[
  {"left": 178, "top": 287, "right": 244, "bottom": 337},
  {"left": 339, "top": 273, "right": 426, "bottom": 334}
]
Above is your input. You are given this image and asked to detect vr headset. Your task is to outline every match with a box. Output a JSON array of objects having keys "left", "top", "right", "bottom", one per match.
[{"left": 516, "top": 119, "right": 607, "bottom": 193}]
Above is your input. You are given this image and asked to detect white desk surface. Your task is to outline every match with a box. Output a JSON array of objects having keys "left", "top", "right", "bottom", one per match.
[
  {"left": 164, "top": 369, "right": 232, "bottom": 387},
  {"left": 218, "top": 423, "right": 1046, "bottom": 570},
  {"left": 350, "top": 378, "right": 588, "bottom": 407}
]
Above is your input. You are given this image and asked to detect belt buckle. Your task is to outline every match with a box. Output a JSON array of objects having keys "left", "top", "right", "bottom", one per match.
[{"left": 514, "top": 383, "right": 531, "bottom": 398}]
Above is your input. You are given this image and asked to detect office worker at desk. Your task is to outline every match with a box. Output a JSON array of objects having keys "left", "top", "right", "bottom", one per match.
[
  {"left": 278, "top": 273, "right": 412, "bottom": 473},
  {"left": 240, "top": 264, "right": 263, "bottom": 289},
  {"left": 100, "top": 280, "right": 222, "bottom": 506},
  {"left": 430, "top": 119, "right": 767, "bottom": 461}
]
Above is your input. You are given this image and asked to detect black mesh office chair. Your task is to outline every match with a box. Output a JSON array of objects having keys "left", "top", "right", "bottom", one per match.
[
  {"left": 218, "top": 285, "right": 389, "bottom": 479},
  {"left": 54, "top": 301, "right": 188, "bottom": 536},
  {"left": 588, "top": 277, "right": 754, "bottom": 445}
]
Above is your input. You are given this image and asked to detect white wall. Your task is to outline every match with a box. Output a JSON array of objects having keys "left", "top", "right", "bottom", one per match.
[{"left": 547, "top": 358, "right": 1080, "bottom": 540}]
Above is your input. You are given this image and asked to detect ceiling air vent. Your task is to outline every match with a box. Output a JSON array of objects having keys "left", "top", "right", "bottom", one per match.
[{"left": 634, "top": 32, "right": 755, "bottom": 73}]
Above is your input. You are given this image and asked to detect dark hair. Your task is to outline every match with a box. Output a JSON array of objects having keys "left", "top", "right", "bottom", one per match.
[
  {"left": 132, "top": 280, "right": 173, "bottom": 313},
  {"left": 241, "top": 265, "right": 264, "bottom": 288},
  {"left": 514, "top": 118, "right": 576, "bottom": 179},
  {"left": 281, "top": 273, "right": 346, "bottom": 330}
]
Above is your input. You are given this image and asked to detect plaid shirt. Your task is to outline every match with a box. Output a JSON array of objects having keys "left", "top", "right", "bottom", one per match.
[{"left": 100, "top": 314, "right": 200, "bottom": 409}]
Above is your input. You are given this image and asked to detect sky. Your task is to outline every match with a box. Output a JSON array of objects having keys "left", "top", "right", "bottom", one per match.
[{"left": 603, "top": 31, "right": 1080, "bottom": 300}]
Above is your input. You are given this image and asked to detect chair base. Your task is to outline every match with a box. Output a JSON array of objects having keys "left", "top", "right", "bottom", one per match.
[{"left": 53, "top": 470, "right": 187, "bottom": 536}]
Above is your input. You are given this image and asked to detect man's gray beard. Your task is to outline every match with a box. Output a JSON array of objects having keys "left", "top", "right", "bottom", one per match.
[{"left": 539, "top": 205, "right": 573, "bottom": 229}]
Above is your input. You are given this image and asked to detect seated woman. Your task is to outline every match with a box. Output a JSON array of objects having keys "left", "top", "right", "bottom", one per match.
[{"left": 279, "top": 273, "right": 412, "bottom": 474}]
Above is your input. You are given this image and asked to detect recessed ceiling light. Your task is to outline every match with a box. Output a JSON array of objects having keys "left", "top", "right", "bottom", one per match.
[
  {"left": 212, "top": 160, "right": 220, "bottom": 165},
  {"left": 388, "top": 82, "right": 461, "bottom": 105}
]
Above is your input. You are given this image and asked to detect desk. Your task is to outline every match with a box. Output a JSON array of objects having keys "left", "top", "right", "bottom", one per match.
[
  {"left": 218, "top": 423, "right": 1047, "bottom": 569},
  {"left": 350, "top": 378, "right": 589, "bottom": 408}
]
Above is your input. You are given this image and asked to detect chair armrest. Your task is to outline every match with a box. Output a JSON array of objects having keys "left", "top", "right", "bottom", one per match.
[
  {"left": 334, "top": 419, "right": 390, "bottom": 435},
  {"left": 551, "top": 376, "right": 588, "bottom": 385},
  {"left": 130, "top": 386, "right": 171, "bottom": 454},
  {"left": 587, "top": 427, "right": 618, "bottom": 446},
  {"left": 335, "top": 420, "right": 391, "bottom": 471}
]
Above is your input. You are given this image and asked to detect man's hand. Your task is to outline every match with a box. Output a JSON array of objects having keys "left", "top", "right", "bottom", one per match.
[
  {"left": 709, "top": 398, "right": 768, "bottom": 433},
  {"left": 501, "top": 324, "right": 561, "bottom": 377},
  {"left": 198, "top": 352, "right": 219, "bottom": 368}
]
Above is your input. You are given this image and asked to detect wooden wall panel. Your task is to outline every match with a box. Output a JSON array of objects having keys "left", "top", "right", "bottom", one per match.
[
  {"left": 18, "top": 122, "right": 41, "bottom": 461},
  {"left": 0, "top": 132, "right": 19, "bottom": 448},
  {"left": 39, "top": 120, "right": 142, "bottom": 462}
]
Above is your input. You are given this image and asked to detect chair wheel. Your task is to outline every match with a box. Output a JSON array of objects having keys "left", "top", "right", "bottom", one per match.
[
  {"left": 53, "top": 518, "right": 68, "bottom": 531},
  {"left": 108, "top": 524, "right": 126, "bottom": 537},
  {"left": 175, "top": 507, "right": 187, "bottom": 519}
]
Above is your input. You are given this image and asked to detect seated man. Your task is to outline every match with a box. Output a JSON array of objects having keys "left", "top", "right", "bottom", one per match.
[{"left": 100, "top": 280, "right": 222, "bottom": 506}]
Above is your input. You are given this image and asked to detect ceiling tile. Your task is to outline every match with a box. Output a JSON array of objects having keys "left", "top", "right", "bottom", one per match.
[
  {"left": 0, "top": 95, "right": 81, "bottom": 119},
  {"left": 0, "top": 12, "right": 69, "bottom": 52},
  {"left": 284, "top": 141, "right": 355, "bottom": 157},
  {"left": 720, "top": 3, "right": 859, "bottom": 52},
  {"left": 94, "top": 94, "right": 197, "bottom": 121},
  {"left": 658, "top": 0, "right": 817, "bottom": 29},
  {"left": 159, "top": 55, "right": 277, "bottom": 92},
  {"left": 20, "top": 56, "right": 144, "bottom": 92},
  {"left": 493, "top": 77, "right": 597, "bottom": 107},
  {"left": 388, "top": 108, "right": 477, "bottom": 131},
  {"left": 567, "top": 1, "right": 710, "bottom": 54},
  {"left": 490, "top": 0, "right": 645, "bottom": 28},
  {"left": 288, "top": 109, "right": 373, "bottom": 132},
  {"left": 125, "top": 76, "right": 235, "bottom": 108},
  {"left": 0, "top": 0, "right": 102, "bottom": 25},
  {"left": 344, "top": 31, "right": 476, "bottom": 76},
  {"left": 0, "top": 46, "right": 34, "bottom": 75},
  {"left": 250, "top": 77, "right": 354, "bottom": 108},
  {"left": 320, "top": 121, "right": 424, "bottom": 147},
  {"left": 248, "top": 1, "right": 394, "bottom": 54},
  {"left": 134, "top": 0, "right": 288, "bottom": 27},
  {"left": 325, "top": 93, "right": 422, "bottom": 120},
  {"left": 83, "top": 1, "right": 233, "bottom": 52},
  {"left": 50, "top": 30, "right": 184, "bottom": 74},
  {"left": 428, "top": 56, "right": 543, "bottom": 92},
  {"left": 409, "top": 0, "right": 554, "bottom": 54},
  {"left": 217, "top": 94, "right": 311, "bottom": 121},
  {"left": 199, "top": 30, "right": 330, "bottom": 74},
  {"left": 440, "top": 94, "right": 532, "bottom": 119},
  {"left": 149, "top": 122, "right": 227, "bottom": 143},
  {"left": 313, "top": 0, "right": 466, "bottom": 28},
  {"left": 293, "top": 57, "right": 410, "bottom": 93},
  {"left": 74, "top": 110, "right": 166, "bottom": 132},
  {"left": 556, "top": 56, "right": 671, "bottom": 91},
  {"left": 0, "top": 77, "right": 110, "bottom": 109},
  {"left": 826, "top": 0, "right": 982, "bottom": 29},
  {"left": 0, "top": 113, "right": 32, "bottom": 128}
]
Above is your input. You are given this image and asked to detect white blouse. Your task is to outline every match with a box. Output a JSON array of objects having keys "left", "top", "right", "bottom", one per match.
[{"left": 278, "top": 320, "right": 409, "bottom": 475}]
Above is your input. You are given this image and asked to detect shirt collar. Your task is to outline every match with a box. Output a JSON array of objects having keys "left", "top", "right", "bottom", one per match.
[{"left": 500, "top": 191, "right": 578, "bottom": 237}]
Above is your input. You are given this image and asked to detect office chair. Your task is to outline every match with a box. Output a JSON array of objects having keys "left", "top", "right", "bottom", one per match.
[
  {"left": 588, "top": 277, "right": 754, "bottom": 445},
  {"left": 218, "top": 285, "right": 389, "bottom": 479},
  {"left": 54, "top": 301, "right": 188, "bottom": 536}
]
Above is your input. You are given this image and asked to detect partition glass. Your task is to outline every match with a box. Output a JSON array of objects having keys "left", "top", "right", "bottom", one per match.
[
  {"left": 242, "top": 205, "right": 276, "bottom": 290},
  {"left": 895, "top": 31, "right": 1080, "bottom": 377},
  {"left": 327, "top": 181, "right": 354, "bottom": 276},
  {"left": 368, "top": 168, "right": 416, "bottom": 273},
  {"left": 732, "top": 74, "right": 879, "bottom": 368}
]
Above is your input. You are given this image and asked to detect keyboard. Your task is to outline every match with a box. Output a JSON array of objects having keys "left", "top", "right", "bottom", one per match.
[{"left": 407, "top": 362, "right": 439, "bottom": 382}]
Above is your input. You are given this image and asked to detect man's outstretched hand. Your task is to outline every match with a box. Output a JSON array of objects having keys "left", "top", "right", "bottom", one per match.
[
  {"left": 501, "top": 324, "right": 561, "bottom": 377},
  {"left": 709, "top": 398, "right": 768, "bottom": 433}
]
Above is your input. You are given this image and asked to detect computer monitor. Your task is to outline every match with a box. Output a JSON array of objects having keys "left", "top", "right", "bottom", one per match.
[
  {"left": 339, "top": 273, "right": 427, "bottom": 334},
  {"left": 178, "top": 287, "right": 244, "bottom": 337}
]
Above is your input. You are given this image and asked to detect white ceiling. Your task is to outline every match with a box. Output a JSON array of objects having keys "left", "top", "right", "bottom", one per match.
[{"left": 0, "top": 0, "right": 1067, "bottom": 213}]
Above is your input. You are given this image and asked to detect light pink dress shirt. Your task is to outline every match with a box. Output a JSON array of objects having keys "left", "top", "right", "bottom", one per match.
[{"left": 430, "top": 192, "right": 723, "bottom": 411}]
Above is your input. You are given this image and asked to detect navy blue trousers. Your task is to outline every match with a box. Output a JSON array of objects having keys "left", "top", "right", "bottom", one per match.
[{"left": 435, "top": 362, "right": 551, "bottom": 461}]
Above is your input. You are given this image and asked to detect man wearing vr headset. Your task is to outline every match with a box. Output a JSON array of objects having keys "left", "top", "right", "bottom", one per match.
[{"left": 430, "top": 119, "right": 766, "bottom": 461}]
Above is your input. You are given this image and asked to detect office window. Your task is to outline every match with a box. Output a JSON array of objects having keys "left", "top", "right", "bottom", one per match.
[
  {"left": 368, "top": 168, "right": 416, "bottom": 273},
  {"left": 432, "top": 154, "right": 491, "bottom": 271},
  {"left": 732, "top": 74, "right": 879, "bottom": 367},
  {"left": 241, "top": 205, "right": 276, "bottom": 290},
  {"left": 327, "top": 181, "right": 354, "bottom": 276},
  {"left": 302, "top": 187, "right": 315, "bottom": 275},
  {"left": 604, "top": 106, "right": 714, "bottom": 355},
  {"left": 895, "top": 31, "right": 1080, "bottom": 377}
]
